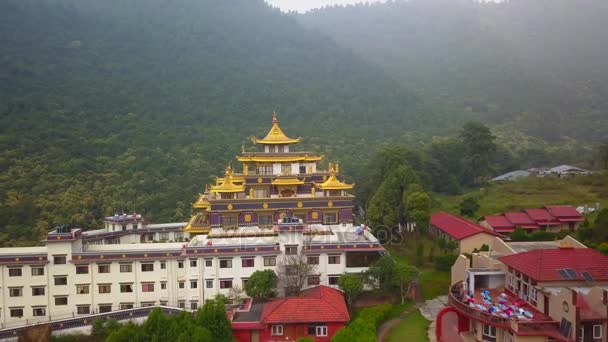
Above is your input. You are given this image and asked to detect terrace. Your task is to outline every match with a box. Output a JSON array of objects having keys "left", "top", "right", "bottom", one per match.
[{"left": 449, "top": 281, "right": 568, "bottom": 340}]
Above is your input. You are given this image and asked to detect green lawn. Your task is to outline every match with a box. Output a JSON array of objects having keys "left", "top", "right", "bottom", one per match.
[
  {"left": 433, "top": 174, "right": 608, "bottom": 217},
  {"left": 387, "top": 310, "right": 430, "bottom": 342},
  {"left": 419, "top": 269, "right": 450, "bottom": 300}
]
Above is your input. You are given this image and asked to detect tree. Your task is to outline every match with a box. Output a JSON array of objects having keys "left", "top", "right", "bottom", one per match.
[
  {"left": 367, "top": 165, "right": 420, "bottom": 229},
  {"left": 510, "top": 227, "right": 529, "bottom": 241},
  {"left": 406, "top": 188, "right": 431, "bottom": 233},
  {"left": 276, "top": 253, "right": 317, "bottom": 296},
  {"left": 364, "top": 255, "right": 398, "bottom": 292},
  {"left": 196, "top": 298, "right": 232, "bottom": 342},
  {"left": 459, "top": 195, "right": 480, "bottom": 217},
  {"left": 244, "top": 269, "right": 278, "bottom": 299},
  {"left": 338, "top": 274, "right": 363, "bottom": 310},
  {"left": 460, "top": 122, "right": 496, "bottom": 184},
  {"left": 228, "top": 285, "right": 245, "bottom": 304},
  {"left": 415, "top": 240, "right": 425, "bottom": 266},
  {"left": 393, "top": 262, "right": 419, "bottom": 304}
]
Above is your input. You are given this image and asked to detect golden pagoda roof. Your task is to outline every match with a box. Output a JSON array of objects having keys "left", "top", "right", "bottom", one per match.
[
  {"left": 210, "top": 165, "right": 245, "bottom": 193},
  {"left": 192, "top": 193, "right": 211, "bottom": 209},
  {"left": 314, "top": 163, "right": 354, "bottom": 190},
  {"left": 271, "top": 176, "right": 305, "bottom": 186},
  {"left": 184, "top": 214, "right": 211, "bottom": 234},
  {"left": 251, "top": 112, "right": 301, "bottom": 145}
]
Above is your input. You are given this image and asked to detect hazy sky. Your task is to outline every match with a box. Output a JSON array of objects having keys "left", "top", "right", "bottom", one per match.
[{"left": 265, "top": 0, "right": 387, "bottom": 13}]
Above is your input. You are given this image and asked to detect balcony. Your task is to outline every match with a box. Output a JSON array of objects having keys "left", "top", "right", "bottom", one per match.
[{"left": 449, "top": 282, "right": 567, "bottom": 340}]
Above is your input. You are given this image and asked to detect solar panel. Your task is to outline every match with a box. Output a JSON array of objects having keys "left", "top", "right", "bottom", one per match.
[
  {"left": 564, "top": 268, "right": 578, "bottom": 279},
  {"left": 581, "top": 271, "right": 594, "bottom": 282},
  {"left": 557, "top": 269, "right": 570, "bottom": 279}
]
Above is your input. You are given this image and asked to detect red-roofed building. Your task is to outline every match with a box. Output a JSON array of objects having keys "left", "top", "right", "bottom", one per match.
[
  {"left": 503, "top": 212, "right": 540, "bottom": 230},
  {"left": 430, "top": 212, "right": 503, "bottom": 253},
  {"left": 481, "top": 215, "right": 516, "bottom": 233},
  {"left": 439, "top": 242, "right": 608, "bottom": 342},
  {"left": 231, "top": 285, "right": 349, "bottom": 342},
  {"left": 480, "top": 205, "right": 583, "bottom": 235}
]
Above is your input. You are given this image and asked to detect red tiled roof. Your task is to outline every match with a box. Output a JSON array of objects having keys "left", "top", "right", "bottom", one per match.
[
  {"left": 500, "top": 248, "right": 608, "bottom": 282},
  {"left": 504, "top": 212, "right": 539, "bottom": 229},
  {"left": 524, "top": 208, "right": 560, "bottom": 226},
  {"left": 483, "top": 215, "right": 516, "bottom": 231},
  {"left": 545, "top": 205, "right": 584, "bottom": 222},
  {"left": 431, "top": 212, "right": 502, "bottom": 240},
  {"left": 260, "top": 285, "right": 349, "bottom": 324}
]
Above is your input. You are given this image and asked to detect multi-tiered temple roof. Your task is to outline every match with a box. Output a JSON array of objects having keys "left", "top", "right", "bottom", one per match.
[{"left": 184, "top": 113, "right": 355, "bottom": 235}]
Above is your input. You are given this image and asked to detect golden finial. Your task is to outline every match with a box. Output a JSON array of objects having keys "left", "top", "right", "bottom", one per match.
[
  {"left": 335, "top": 163, "right": 340, "bottom": 173},
  {"left": 272, "top": 111, "right": 278, "bottom": 124}
]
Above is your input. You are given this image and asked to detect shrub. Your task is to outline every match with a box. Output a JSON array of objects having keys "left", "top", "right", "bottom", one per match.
[{"left": 434, "top": 253, "right": 458, "bottom": 271}]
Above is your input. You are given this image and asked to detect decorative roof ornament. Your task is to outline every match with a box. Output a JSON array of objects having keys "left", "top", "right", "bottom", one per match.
[
  {"left": 314, "top": 162, "right": 354, "bottom": 190},
  {"left": 210, "top": 164, "right": 245, "bottom": 193},
  {"left": 251, "top": 112, "right": 301, "bottom": 145}
]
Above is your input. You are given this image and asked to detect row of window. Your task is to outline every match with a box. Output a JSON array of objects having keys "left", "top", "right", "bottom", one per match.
[
  {"left": 270, "top": 324, "right": 327, "bottom": 337},
  {"left": 8, "top": 255, "right": 346, "bottom": 286}
]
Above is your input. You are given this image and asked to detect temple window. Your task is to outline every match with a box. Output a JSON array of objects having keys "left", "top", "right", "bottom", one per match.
[
  {"left": 277, "top": 145, "right": 285, "bottom": 153},
  {"left": 323, "top": 212, "right": 337, "bottom": 225},
  {"left": 346, "top": 252, "right": 381, "bottom": 267},
  {"left": 327, "top": 190, "right": 341, "bottom": 197},
  {"left": 281, "top": 163, "right": 291, "bottom": 174},
  {"left": 259, "top": 214, "right": 273, "bottom": 227},
  {"left": 257, "top": 165, "right": 273, "bottom": 175},
  {"left": 253, "top": 188, "right": 269, "bottom": 198},
  {"left": 222, "top": 216, "right": 238, "bottom": 229},
  {"left": 222, "top": 193, "right": 236, "bottom": 200},
  {"left": 299, "top": 165, "right": 306, "bottom": 174}
]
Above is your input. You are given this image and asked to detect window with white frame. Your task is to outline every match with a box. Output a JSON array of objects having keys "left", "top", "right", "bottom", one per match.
[
  {"left": 594, "top": 325, "right": 602, "bottom": 339},
  {"left": 316, "top": 325, "right": 328, "bottom": 337},
  {"left": 120, "top": 263, "right": 133, "bottom": 273},
  {"left": 482, "top": 324, "right": 496, "bottom": 339},
  {"left": 32, "top": 307, "right": 46, "bottom": 317},
  {"left": 271, "top": 325, "right": 283, "bottom": 336}
]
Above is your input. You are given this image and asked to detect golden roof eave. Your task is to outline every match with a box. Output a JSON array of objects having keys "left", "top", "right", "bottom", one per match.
[
  {"left": 271, "top": 177, "right": 305, "bottom": 186},
  {"left": 237, "top": 155, "right": 323, "bottom": 163},
  {"left": 192, "top": 194, "right": 211, "bottom": 209}
]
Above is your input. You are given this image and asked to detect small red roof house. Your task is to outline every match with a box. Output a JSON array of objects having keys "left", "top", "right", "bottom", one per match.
[
  {"left": 480, "top": 205, "right": 583, "bottom": 234},
  {"left": 481, "top": 215, "right": 516, "bottom": 233},
  {"left": 231, "top": 285, "right": 350, "bottom": 342},
  {"left": 430, "top": 212, "right": 503, "bottom": 253},
  {"left": 523, "top": 208, "right": 561, "bottom": 226},
  {"left": 503, "top": 212, "right": 539, "bottom": 229}
]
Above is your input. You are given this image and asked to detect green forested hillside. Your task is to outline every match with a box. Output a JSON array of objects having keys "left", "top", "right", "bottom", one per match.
[
  {"left": 0, "top": 0, "right": 439, "bottom": 245},
  {"left": 299, "top": 0, "right": 608, "bottom": 143}
]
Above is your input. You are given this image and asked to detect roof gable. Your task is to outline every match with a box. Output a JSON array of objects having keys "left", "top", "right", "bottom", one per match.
[
  {"left": 431, "top": 212, "right": 502, "bottom": 240},
  {"left": 260, "top": 285, "right": 349, "bottom": 324}
]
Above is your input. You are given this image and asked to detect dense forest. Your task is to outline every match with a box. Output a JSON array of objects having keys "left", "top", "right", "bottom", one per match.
[
  {"left": 299, "top": 0, "right": 608, "bottom": 144},
  {"left": 1, "top": 0, "right": 606, "bottom": 246}
]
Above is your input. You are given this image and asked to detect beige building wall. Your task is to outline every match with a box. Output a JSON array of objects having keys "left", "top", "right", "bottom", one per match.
[
  {"left": 548, "top": 288, "right": 577, "bottom": 340},
  {"left": 459, "top": 233, "right": 498, "bottom": 254},
  {"left": 451, "top": 255, "right": 470, "bottom": 285}
]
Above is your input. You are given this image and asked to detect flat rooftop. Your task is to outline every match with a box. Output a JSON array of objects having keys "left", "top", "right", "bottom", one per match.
[
  {"left": 85, "top": 243, "right": 185, "bottom": 252},
  {"left": 506, "top": 241, "right": 561, "bottom": 253}
]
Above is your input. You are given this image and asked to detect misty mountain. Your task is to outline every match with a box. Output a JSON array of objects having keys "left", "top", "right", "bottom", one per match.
[
  {"left": 299, "top": 0, "right": 608, "bottom": 143},
  {"left": 0, "top": 0, "right": 434, "bottom": 242}
]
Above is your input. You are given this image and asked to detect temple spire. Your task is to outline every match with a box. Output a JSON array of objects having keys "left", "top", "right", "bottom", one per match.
[{"left": 251, "top": 112, "right": 301, "bottom": 145}]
